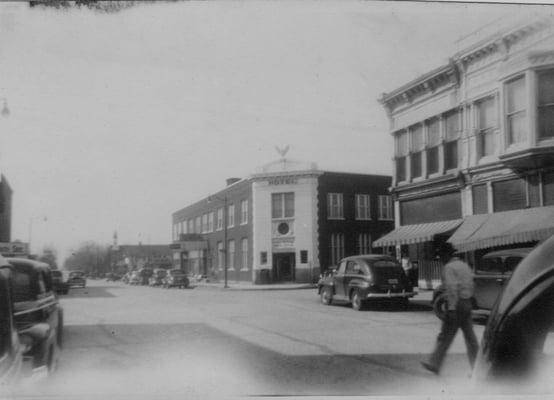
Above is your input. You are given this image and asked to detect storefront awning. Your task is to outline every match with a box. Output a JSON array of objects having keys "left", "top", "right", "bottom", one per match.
[
  {"left": 448, "top": 205, "right": 554, "bottom": 252},
  {"left": 373, "top": 219, "right": 462, "bottom": 247}
]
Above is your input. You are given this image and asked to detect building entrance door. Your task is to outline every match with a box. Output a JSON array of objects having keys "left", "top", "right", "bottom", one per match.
[{"left": 272, "top": 253, "right": 295, "bottom": 282}]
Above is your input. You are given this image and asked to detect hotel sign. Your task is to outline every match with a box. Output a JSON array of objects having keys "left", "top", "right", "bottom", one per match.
[{"left": 268, "top": 177, "right": 297, "bottom": 185}]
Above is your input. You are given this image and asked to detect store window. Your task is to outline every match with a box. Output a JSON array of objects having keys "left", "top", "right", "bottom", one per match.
[
  {"left": 493, "top": 178, "right": 527, "bottom": 212},
  {"left": 272, "top": 193, "right": 294, "bottom": 219},
  {"left": 506, "top": 76, "right": 527, "bottom": 145},
  {"left": 327, "top": 193, "right": 344, "bottom": 219},
  {"left": 378, "top": 195, "right": 393, "bottom": 220},
  {"left": 355, "top": 194, "right": 371, "bottom": 220},
  {"left": 227, "top": 240, "right": 235, "bottom": 271},
  {"left": 427, "top": 117, "right": 440, "bottom": 175},
  {"left": 538, "top": 69, "right": 554, "bottom": 140},
  {"left": 329, "top": 233, "right": 344, "bottom": 266},
  {"left": 410, "top": 124, "right": 424, "bottom": 178},
  {"left": 395, "top": 130, "right": 408, "bottom": 182},
  {"left": 543, "top": 171, "right": 554, "bottom": 206},
  {"left": 241, "top": 238, "right": 248, "bottom": 270},
  {"left": 444, "top": 109, "right": 461, "bottom": 170},
  {"left": 477, "top": 96, "right": 497, "bottom": 157},
  {"left": 357, "top": 233, "right": 372, "bottom": 255}
]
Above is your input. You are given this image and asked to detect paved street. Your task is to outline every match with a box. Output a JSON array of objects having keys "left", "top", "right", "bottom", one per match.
[{"left": 12, "top": 280, "right": 553, "bottom": 399}]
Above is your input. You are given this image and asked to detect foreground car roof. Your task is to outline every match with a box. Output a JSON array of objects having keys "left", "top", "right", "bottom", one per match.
[
  {"left": 482, "top": 248, "right": 533, "bottom": 258},
  {"left": 342, "top": 255, "right": 397, "bottom": 262}
]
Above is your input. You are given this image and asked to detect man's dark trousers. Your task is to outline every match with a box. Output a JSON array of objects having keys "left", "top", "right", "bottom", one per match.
[{"left": 427, "top": 298, "right": 479, "bottom": 371}]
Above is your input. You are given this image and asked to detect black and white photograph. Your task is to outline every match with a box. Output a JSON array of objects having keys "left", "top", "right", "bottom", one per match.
[{"left": 0, "top": 0, "right": 553, "bottom": 398}]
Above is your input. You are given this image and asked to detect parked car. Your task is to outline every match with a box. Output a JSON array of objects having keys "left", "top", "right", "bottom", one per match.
[
  {"left": 105, "top": 272, "right": 122, "bottom": 282},
  {"left": 472, "top": 237, "right": 554, "bottom": 383},
  {"left": 2, "top": 257, "right": 63, "bottom": 375},
  {"left": 162, "top": 269, "right": 189, "bottom": 289},
  {"left": 50, "top": 269, "right": 69, "bottom": 295},
  {"left": 148, "top": 269, "right": 167, "bottom": 287},
  {"left": 128, "top": 271, "right": 141, "bottom": 285},
  {"left": 317, "top": 255, "right": 415, "bottom": 311},
  {"left": 66, "top": 270, "right": 86, "bottom": 288},
  {"left": 432, "top": 248, "right": 532, "bottom": 320}
]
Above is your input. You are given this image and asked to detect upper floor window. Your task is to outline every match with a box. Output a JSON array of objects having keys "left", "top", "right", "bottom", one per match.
[
  {"left": 188, "top": 219, "right": 194, "bottom": 234},
  {"left": 355, "top": 194, "right": 371, "bottom": 220},
  {"left": 216, "top": 208, "right": 223, "bottom": 231},
  {"left": 378, "top": 195, "right": 393, "bottom": 220},
  {"left": 395, "top": 130, "right": 408, "bottom": 182},
  {"left": 410, "top": 124, "right": 424, "bottom": 179},
  {"left": 444, "top": 109, "right": 461, "bottom": 170},
  {"left": 327, "top": 193, "right": 344, "bottom": 219},
  {"left": 477, "top": 96, "right": 497, "bottom": 157},
  {"left": 506, "top": 76, "right": 527, "bottom": 145},
  {"left": 240, "top": 200, "right": 248, "bottom": 225},
  {"left": 208, "top": 212, "right": 214, "bottom": 232},
  {"left": 227, "top": 204, "right": 235, "bottom": 228},
  {"left": 538, "top": 69, "right": 554, "bottom": 140},
  {"left": 195, "top": 216, "right": 201, "bottom": 234},
  {"left": 272, "top": 192, "right": 294, "bottom": 219},
  {"left": 426, "top": 117, "right": 440, "bottom": 175},
  {"left": 181, "top": 220, "right": 187, "bottom": 234},
  {"left": 201, "top": 213, "right": 208, "bottom": 233}
]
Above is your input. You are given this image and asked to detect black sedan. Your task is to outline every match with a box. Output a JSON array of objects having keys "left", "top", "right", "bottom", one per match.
[
  {"left": 318, "top": 254, "right": 415, "bottom": 310},
  {"left": 66, "top": 271, "right": 86, "bottom": 288}
]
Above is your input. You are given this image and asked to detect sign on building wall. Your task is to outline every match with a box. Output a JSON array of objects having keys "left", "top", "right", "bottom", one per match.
[{"left": 0, "top": 242, "right": 29, "bottom": 256}]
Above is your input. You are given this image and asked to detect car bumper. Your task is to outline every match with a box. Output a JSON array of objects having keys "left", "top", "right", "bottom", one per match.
[{"left": 365, "top": 290, "right": 416, "bottom": 299}]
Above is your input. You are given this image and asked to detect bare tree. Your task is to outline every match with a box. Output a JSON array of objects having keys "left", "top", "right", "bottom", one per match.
[{"left": 63, "top": 241, "right": 110, "bottom": 275}]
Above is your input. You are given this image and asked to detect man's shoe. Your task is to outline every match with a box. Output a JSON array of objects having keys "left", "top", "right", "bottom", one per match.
[{"left": 421, "top": 361, "right": 439, "bottom": 375}]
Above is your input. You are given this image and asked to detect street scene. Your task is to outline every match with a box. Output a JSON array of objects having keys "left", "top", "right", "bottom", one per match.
[
  {"left": 10, "top": 280, "right": 549, "bottom": 398},
  {"left": 1, "top": 1, "right": 554, "bottom": 399}
]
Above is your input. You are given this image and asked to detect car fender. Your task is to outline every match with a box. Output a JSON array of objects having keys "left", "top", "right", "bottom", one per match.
[{"left": 347, "top": 279, "right": 370, "bottom": 296}]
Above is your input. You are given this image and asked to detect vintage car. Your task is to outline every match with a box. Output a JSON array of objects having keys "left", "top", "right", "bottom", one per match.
[
  {"left": 148, "top": 269, "right": 167, "bottom": 287},
  {"left": 138, "top": 268, "right": 153, "bottom": 285},
  {"left": 2, "top": 257, "right": 63, "bottom": 375},
  {"left": 162, "top": 269, "right": 189, "bottom": 289},
  {"left": 50, "top": 269, "right": 69, "bottom": 295},
  {"left": 66, "top": 270, "right": 86, "bottom": 288},
  {"left": 432, "top": 248, "right": 532, "bottom": 320},
  {"left": 317, "top": 254, "right": 415, "bottom": 310},
  {"left": 472, "top": 236, "right": 554, "bottom": 383}
]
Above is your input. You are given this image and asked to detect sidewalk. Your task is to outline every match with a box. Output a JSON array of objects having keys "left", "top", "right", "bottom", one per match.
[{"left": 191, "top": 279, "right": 317, "bottom": 291}]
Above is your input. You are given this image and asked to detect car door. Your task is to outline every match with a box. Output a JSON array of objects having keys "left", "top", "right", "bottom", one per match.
[
  {"left": 343, "top": 260, "right": 362, "bottom": 298},
  {"left": 474, "top": 256, "right": 505, "bottom": 310}
]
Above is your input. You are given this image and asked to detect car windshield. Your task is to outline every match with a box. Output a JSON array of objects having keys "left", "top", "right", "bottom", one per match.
[
  {"left": 69, "top": 272, "right": 84, "bottom": 278},
  {"left": 12, "top": 270, "right": 33, "bottom": 302}
]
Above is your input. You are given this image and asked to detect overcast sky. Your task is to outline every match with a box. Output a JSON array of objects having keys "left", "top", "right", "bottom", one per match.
[{"left": 0, "top": 1, "right": 551, "bottom": 260}]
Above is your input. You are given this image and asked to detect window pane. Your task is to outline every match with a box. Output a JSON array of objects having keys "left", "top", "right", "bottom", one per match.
[
  {"left": 538, "top": 70, "right": 554, "bottom": 105},
  {"left": 481, "top": 130, "right": 495, "bottom": 157},
  {"left": 272, "top": 194, "right": 282, "bottom": 219},
  {"left": 445, "top": 110, "right": 460, "bottom": 140},
  {"left": 538, "top": 106, "right": 554, "bottom": 139},
  {"left": 508, "top": 111, "right": 527, "bottom": 144},
  {"left": 507, "top": 77, "right": 526, "bottom": 113},
  {"left": 284, "top": 193, "right": 294, "bottom": 218},
  {"left": 396, "top": 157, "right": 406, "bottom": 182},
  {"left": 395, "top": 131, "right": 408, "bottom": 156},
  {"left": 478, "top": 97, "right": 496, "bottom": 130},
  {"left": 444, "top": 141, "right": 458, "bottom": 170},
  {"left": 427, "top": 118, "right": 440, "bottom": 146},
  {"left": 493, "top": 178, "right": 526, "bottom": 212},
  {"left": 410, "top": 125, "right": 424, "bottom": 151},
  {"left": 472, "top": 184, "right": 488, "bottom": 215},
  {"left": 543, "top": 171, "right": 554, "bottom": 206}
]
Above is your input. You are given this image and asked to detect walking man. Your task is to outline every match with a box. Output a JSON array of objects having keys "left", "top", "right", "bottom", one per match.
[{"left": 421, "top": 242, "right": 479, "bottom": 374}]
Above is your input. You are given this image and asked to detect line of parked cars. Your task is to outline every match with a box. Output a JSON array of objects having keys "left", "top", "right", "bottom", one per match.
[
  {"left": 0, "top": 256, "right": 64, "bottom": 386},
  {"left": 120, "top": 267, "right": 190, "bottom": 289}
]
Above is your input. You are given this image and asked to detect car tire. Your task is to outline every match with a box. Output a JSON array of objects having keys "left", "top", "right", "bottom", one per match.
[
  {"left": 320, "top": 287, "right": 333, "bottom": 305},
  {"left": 351, "top": 289, "right": 364, "bottom": 311},
  {"left": 433, "top": 292, "right": 448, "bottom": 320}
]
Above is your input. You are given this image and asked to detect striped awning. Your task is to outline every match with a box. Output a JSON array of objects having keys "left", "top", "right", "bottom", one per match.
[
  {"left": 373, "top": 219, "right": 462, "bottom": 247},
  {"left": 448, "top": 205, "right": 554, "bottom": 252}
]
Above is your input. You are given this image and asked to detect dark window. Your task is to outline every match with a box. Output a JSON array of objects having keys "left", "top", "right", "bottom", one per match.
[
  {"left": 506, "top": 76, "right": 527, "bottom": 145},
  {"left": 528, "top": 174, "right": 541, "bottom": 208},
  {"left": 477, "top": 97, "right": 497, "bottom": 157},
  {"left": 493, "top": 178, "right": 527, "bottom": 212},
  {"left": 473, "top": 184, "right": 488, "bottom": 215},
  {"left": 300, "top": 250, "right": 308, "bottom": 264},
  {"left": 400, "top": 192, "right": 462, "bottom": 225},
  {"left": 427, "top": 147, "right": 439, "bottom": 175},
  {"left": 411, "top": 152, "right": 422, "bottom": 178},
  {"left": 260, "top": 252, "right": 267, "bottom": 264},
  {"left": 538, "top": 69, "right": 554, "bottom": 140},
  {"left": 544, "top": 171, "right": 554, "bottom": 206},
  {"left": 444, "top": 141, "right": 458, "bottom": 170},
  {"left": 396, "top": 157, "right": 406, "bottom": 182}
]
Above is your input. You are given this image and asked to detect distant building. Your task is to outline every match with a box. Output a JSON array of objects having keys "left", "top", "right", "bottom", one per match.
[
  {"left": 113, "top": 244, "right": 173, "bottom": 271},
  {"left": 375, "top": 17, "right": 554, "bottom": 288},
  {"left": 171, "top": 159, "right": 394, "bottom": 284}
]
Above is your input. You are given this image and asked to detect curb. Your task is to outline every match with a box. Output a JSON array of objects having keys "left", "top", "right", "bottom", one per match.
[{"left": 191, "top": 283, "right": 317, "bottom": 291}]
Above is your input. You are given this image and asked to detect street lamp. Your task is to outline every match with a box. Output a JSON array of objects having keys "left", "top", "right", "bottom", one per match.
[{"left": 208, "top": 194, "right": 228, "bottom": 289}]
